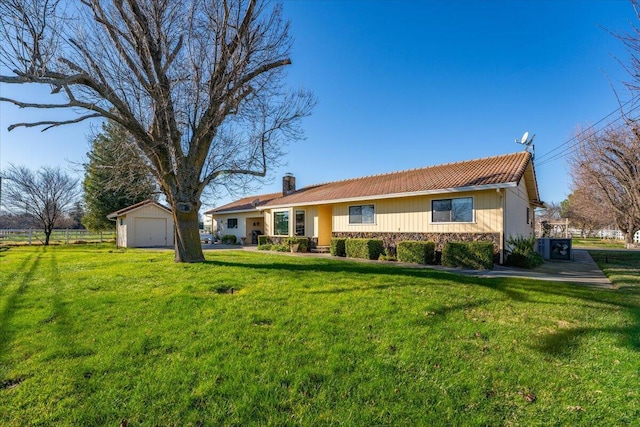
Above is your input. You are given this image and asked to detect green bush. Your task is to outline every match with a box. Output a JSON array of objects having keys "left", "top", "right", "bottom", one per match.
[
  {"left": 258, "top": 235, "right": 271, "bottom": 246},
  {"left": 378, "top": 250, "right": 397, "bottom": 261},
  {"left": 285, "top": 237, "right": 310, "bottom": 253},
  {"left": 441, "top": 241, "right": 494, "bottom": 270},
  {"left": 272, "top": 244, "right": 289, "bottom": 252},
  {"left": 330, "top": 238, "right": 346, "bottom": 257},
  {"left": 221, "top": 234, "right": 237, "bottom": 244},
  {"left": 505, "top": 235, "right": 543, "bottom": 268},
  {"left": 257, "top": 244, "right": 272, "bottom": 251},
  {"left": 397, "top": 241, "right": 436, "bottom": 264},
  {"left": 345, "top": 238, "right": 385, "bottom": 260}
]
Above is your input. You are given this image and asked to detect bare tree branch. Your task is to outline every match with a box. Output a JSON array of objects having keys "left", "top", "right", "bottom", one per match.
[{"left": 0, "top": 0, "right": 315, "bottom": 262}]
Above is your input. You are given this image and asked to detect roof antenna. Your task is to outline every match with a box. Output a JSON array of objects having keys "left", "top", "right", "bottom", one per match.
[{"left": 515, "top": 131, "right": 535, "bottom": 160}]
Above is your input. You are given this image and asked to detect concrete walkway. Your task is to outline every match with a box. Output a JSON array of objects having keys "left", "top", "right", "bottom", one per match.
[
  {"left": 203, "top": 245, "right": 612, "bottom": 288},
  {"left": 431, "top": 249, "right": 612, "bottom": 288}
]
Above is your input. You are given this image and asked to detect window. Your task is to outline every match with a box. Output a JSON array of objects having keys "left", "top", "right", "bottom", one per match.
[
  {"left": 432, "top": 197, "right": 473, "bottom": 223},
  {"left": 527, "top": 207, "right": 530, "bottom": 224},
  {"left": 295, "top": 210, "right": 305, "bottom": 236},
  {"left": 274, "top": 211, "right": 289, "bottom": 235},
  {"left": 227, "top": 218, "right": 238, "bottom": 229},
  {"left": 349, "top": 204, "right": 375, "bottom": 224}
]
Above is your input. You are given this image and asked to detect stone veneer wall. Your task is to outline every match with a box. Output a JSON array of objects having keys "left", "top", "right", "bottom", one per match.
[{"left": 331, "top": 232, "right": 501, "bottom": 256}]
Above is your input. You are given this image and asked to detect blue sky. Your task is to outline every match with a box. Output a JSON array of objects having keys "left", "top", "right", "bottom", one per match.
[{"left": 0, "top": 0, "right": 637, "bottom": 211}]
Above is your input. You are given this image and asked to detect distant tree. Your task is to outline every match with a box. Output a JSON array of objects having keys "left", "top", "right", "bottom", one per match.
[
  {"left": 0, "top": 0, "right": 315, "bottom": 262},
  {"left": 561, "top": 189, "right": 614, "bottom": 238},
  {"left": 3, "top": 166, "right": 80, "bottom": 245},
  {"left": 0, "top": 212, "right": 37, "bottom": 229},
  {"left": 82, "top": 119, "right": 157, "bottom": 231},
  {"left": 569, "top": 126, "right": 640, "bottom": 246}
]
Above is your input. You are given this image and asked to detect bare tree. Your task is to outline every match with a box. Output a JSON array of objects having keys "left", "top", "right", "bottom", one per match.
[
  {"left": 569, "top": 126, "right": 640, "bottom": 247},
  {"left": 0, "top": 0, "right": 315, "bottom": 262},
  {"left": 3, "top": 165, "right": 80, "bottom": 245},
  {"left": 561, "top": 188, "right": 615, "bottom": 238}
]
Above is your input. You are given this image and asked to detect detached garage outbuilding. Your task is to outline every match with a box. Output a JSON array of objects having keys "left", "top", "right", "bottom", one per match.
[{"left": 107, "top": 200, "right": 174, "bottom": 248}]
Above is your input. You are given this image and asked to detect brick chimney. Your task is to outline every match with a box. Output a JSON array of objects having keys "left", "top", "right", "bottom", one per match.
[{"left": 282, "top": 173, "right": 296, "bottom": 195}]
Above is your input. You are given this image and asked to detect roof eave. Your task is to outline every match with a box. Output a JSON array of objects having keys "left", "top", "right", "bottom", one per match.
[
  {"left": 208, "top": 208, "right": 263, "bottom": 215},
  {"left": 265, "top": 182, "right": 519, "bottom": 209}
]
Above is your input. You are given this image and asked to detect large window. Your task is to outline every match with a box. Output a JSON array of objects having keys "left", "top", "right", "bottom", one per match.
[
  {"left": 295, "top": 210, "right": 305, "bottom": 236},
  {"left": 274, "top": 211, "right": 289, "bottom": 235},
  {"left": 432, "top": 197, "right": 473, "bottom": 223},
  {"left": 349, "top": 204, "right": 375, "bottom": 224},
  {"left": 227, "top": 218, "right": 238, "bottom": 229}
]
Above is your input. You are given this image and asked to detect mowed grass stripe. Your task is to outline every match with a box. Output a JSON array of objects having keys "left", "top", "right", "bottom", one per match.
[{"left": 0, "top": 245, "right": 638, "bottom": 426}]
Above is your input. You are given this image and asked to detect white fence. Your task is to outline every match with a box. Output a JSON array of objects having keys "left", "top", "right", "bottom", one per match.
[{"left": 0, "top": 229, "right": 116, "bottom": 245}]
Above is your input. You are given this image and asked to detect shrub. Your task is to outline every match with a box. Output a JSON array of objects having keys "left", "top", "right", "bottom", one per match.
[
  {"left": 257, "top": 244, "right": 272, "bottom": 251},
  {"left": 258, "top": 235, "right": 271, "bottom": 246},
  {"left": 442, "top": 241, "right": 494, "bottom": 270},
  {"left": 330, "top": 238, "right": 346, "bottom": 257},
  {"left": 345, "top": 238, "right": 384, "bottom": 260},
  {"left": 221, "top": 234, "right": 237, "bottom": 245},
  {"left": 272, "top": 244, "right": 289, "bottom": 252},
  {"left": 505, "top": 235, "right": 543, "bottom": 268},
  {"left": 284, "top": 237, "right": 310, "bottom": 253},
  {"left": 378, "top": 250, "right": 396, "bottom": 261},
  {"left": 397, "top": 241, "right": 435, "bottom": 264}
]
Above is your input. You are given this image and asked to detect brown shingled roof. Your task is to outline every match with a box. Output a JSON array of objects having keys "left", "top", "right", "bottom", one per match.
[
  {"left": 205, "top": 192, "right": 283, "bottom": 214},
  {"left": 265, "top": 151, "right": 537, "bottom": 207},
  {"left": 207, "top": 152, "right": 540, "bottom": 213}
]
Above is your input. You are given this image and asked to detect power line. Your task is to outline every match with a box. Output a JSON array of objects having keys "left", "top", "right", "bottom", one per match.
[
  {"left": 535, "top": 94, "right": 640, "bottom": 166},
  {"left": 536, "top": 111, "right": 640, "bottom": 167}
]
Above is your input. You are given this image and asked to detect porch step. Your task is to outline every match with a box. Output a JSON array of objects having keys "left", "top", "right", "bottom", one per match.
[{"left": 311, "top": 245, "right": 331, "bottom": 254}]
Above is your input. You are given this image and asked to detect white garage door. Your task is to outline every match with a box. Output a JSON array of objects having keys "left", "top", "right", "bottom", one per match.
[{"left": 134, "top": 217, "right": 167, "bottom": 247}]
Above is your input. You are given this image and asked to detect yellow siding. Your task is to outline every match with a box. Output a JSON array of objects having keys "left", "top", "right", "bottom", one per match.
[
  {"left": 505, "top": 179, "right": 534, "bottom": 239},
  {"left": 303, "top": 206, "right": 318, "bottom": 237},
  {"left": 264, "top": 210, "right": 273, "bottom": 236},
  {"left": 332, "top": 190, "right": 503, "bottom": 233}
]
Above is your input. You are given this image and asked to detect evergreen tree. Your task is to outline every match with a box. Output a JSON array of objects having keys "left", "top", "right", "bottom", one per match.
[{"left": 82, "top": 120, "right": 157, "bottom": 231}]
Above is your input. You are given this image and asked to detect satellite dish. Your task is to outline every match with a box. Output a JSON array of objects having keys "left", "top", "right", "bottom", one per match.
[{"left": 521, "top": 131, "right": 529, "bottom": 144}]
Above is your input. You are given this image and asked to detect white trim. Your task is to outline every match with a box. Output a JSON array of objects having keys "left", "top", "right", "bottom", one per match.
[
  {"left": 429, "top": 196, "right": 475, "bottom": 224},
  {"left": 272, "top": 209, "right": 291, "bottom": 236},
  {"left": 107, "top": 200, "right": 171, "bottom": 219},
  {"left": 266, "top": 182, "right": 518, "bottom": 209}
]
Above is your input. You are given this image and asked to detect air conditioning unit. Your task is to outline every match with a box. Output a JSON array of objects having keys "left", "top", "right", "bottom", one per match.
[{"left": 536, "top": 238, "right": 572, "bottom": 261}]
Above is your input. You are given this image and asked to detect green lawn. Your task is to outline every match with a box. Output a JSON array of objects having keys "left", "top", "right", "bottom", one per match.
[
  {"left": 572, "top": 237, "right": 625, "bottom": 250},
  {"left": 1, "top": 245, "right": 638, "bottom": 426}
]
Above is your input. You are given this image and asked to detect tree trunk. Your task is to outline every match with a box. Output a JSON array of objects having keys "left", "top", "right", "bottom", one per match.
[
  {"left": 173, "top": 203, "right": 205, "bottom": 263},
  {"left": 625, "top": 232, "right": 634, "bottom": 249},
  {"left": 44, "top": 229, "right": 51, "bottom": 246}
]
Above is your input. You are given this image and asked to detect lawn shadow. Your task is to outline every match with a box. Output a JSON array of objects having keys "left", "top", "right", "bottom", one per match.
[
  {"left": 476, "top": 275, "right": 640, "bottom": 355},
  {"left": 0, "top": 248, "right": 43, "bottom": 360},
  {"left": 208, "top": 253, "right": 640, "bottom": 356},
  {"left": 204, "top": 258, "right": 482, "bottom": 287}
]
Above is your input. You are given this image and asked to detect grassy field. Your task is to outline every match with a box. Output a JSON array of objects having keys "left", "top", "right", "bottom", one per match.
[
  {"left": 571, "top": 237, "right": 625, "bottom": 249},
  {"left": 0, "top": 229, "right": 115, "bottom": 245},
  {"left": 1, "top": 245, "right": 638, "bottom": 426}
]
